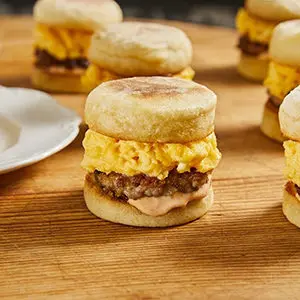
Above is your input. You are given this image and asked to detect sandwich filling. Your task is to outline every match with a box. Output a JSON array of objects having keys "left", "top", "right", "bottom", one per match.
[
  {"left": 284, "top": 140, "right": 300, "bottom": 187},
  {"left": 265, "top": 93, "right": 282, "bottom": 114},
  {"left": 285, "top": 181, "right": 300, "bottom": 198},
  {"left": 34, "top": 23, "right": 92, "bottom": 72},
  {"left": 264, "top": 61, "right": 300, "bottom": 101},
  {"left": 82, "top": 130, "right": 221, "bottom": 179},
  {"left": 284, "top": 140, "right": 300, "bottom": 202},
  {"left": 236, "top": 8, "right": 276, "bottom": 57},
  {"left": 82, "top": 130, "right": 221, "bottom": 216},
  {"left": 81, "top": 64, "right": 195, "bottom": 92},
  {"left": 89, "top": 169, "right": 211, "bottom": 216}
]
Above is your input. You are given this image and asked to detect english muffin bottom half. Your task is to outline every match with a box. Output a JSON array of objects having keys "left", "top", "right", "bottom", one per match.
[
  {"left": 279, "top": 86, "right": 300, "bottom": 228},
  {"left": 32, "top": 0, "right": 123, "bottom": 93},
  {"left": 82, "top": 22, "right": 195, "bottom": 93},
  {"left": 81, "top": 77, "right": 221, "bottom": 227}
]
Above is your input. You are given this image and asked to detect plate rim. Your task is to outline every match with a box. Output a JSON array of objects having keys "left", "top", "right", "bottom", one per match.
[{"left": 0, "top": 87, "right": 82, "bottom": 175}]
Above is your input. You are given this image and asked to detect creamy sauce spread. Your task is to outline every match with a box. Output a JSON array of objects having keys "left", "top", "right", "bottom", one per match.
[{"left": 128, "top": 176, "right": 211, "bottom": 216}]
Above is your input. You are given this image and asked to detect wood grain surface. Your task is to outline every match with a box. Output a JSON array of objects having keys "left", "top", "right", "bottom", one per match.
[{"left": 1, "top": 17, "right": 300, "bottom": 300}]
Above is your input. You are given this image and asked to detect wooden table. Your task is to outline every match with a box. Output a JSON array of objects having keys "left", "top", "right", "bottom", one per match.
[{"left": 1, "top": 17, "right": 300, "bottom": 300}]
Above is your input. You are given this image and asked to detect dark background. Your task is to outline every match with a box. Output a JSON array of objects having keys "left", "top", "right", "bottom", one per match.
[{"left": 0, "top": 0, "right": 244, "bottom": 27}]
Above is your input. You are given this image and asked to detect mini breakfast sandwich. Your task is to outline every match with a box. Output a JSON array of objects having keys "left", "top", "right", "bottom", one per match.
[
  {"left": 82, "top": 22, "right": 195, "bottom": 92},
  {"left": 279, "top": 86, "right": 300, "bottom": 228},
  {"left": 262, "top": 20, "right": 300, "bottom": 142},
  {"left": 81, "top": 77, "right": 221, "bottom": 227},
  {"left": 32, "top": 0, "right": 123, "bottom": 93},
  {"left": 236, "top": 0, "right": 300, "bottom": 81}
]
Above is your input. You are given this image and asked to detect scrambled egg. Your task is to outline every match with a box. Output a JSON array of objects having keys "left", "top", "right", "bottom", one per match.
[
  {"left": 81, "top": 64, "right": 120, "bottom": 92},
  {"left": 34, "top": 23, "right": 92, "bottom": 60},
  {"left": 81, "top": 64, "right": 195, "bottom": 92},
  {"left": 284, "top": 140, "right": 300, "bottom": 186},
  {"left": 173, "top": 66, "right": 195, "bottom": 80},
  {"left": 82, "top": 130, "right": 221, "bottom": 179},
  {"left": 264, "top": 61, "right": 300, "bottom": 100},
  {"left": 236, "top": 8, "right": 276, "bottom": 44}
]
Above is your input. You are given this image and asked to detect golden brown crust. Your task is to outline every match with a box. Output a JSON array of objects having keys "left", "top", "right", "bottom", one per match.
[
  {"left": 107, "top": 76, "right": 202, "bottom": 99},
  {"left": 32, "top": 67, "right": 86, "bottom": 93},
  {"left": 84, "top": 174, "right": 214, "bottom": 227}
]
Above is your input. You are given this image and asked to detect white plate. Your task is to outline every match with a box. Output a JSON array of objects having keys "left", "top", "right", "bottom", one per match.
[{"left": 0, "top": 87, "right": 81, "bottom": 175}]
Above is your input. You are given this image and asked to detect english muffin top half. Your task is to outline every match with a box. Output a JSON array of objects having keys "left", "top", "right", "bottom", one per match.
[
  {"left": 88, "top": 22, "right": 193, "bottom": 77},
  {"left": 279, "top": 86, "right": 300, "bottom": 141},
  {"left": 85, "top": 76, "right": 216, "bottom": 143},
  {"left": 246, "top": 0, "right": 300, "bottom": 21},
  {"left": 270, "top": 20, "right": 300, "bottom": 67},
  {"left": 34, "top": 0, "right": 123, "bottom": 31}
]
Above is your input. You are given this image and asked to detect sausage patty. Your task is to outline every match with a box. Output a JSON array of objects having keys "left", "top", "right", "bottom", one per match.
[
  {"left": 238, "top": 35, "right": 268, "bottom": 56},
  {"left": 94, "top": 169, "right": 210, "bottom": 201},
  {"left": 286, "top": 182, "right": 300, "bottom": 197},
  {"left": 35, "top": 48, "right": 89, "bottom": 70}
]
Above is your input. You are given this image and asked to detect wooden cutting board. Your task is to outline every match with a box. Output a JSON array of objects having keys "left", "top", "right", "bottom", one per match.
[{"left": 1, "top": 17, "right": 300, "bottom": 300}]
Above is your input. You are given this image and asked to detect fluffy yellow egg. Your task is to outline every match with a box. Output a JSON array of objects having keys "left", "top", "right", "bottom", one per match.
[
  {"left": 264, "top": 61, "right": 300, "bottom": 100},
  {"left": 82, "top": 130, "right": 221, "bottom": 179},
  {"left": 284, "top": 140, "right": 300, "bottom": 186},
  {"left": 34, "top": 23, "right": 92, "bottom": 60},
  {"left": 236, "top": 8, "right": 276, "bottom": 44},
  {"left": 81, "top": 64, "right": 195, "bottom": 92},
  {"left": 172, "top": 66, "right": 195, "bottom": 80},
  {"left": 81, "top": 64, "right": 120, "bottom": 92}
]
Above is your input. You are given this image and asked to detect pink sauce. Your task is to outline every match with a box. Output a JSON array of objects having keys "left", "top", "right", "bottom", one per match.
[{"left": 128, "top": 176, "right": 211, "bottom": 216}]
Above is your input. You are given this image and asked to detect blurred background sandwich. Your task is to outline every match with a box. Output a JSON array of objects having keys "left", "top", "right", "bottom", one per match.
[
  {"left": 0, "top": 0, "right": 242, "bottom": 28},
  {"left": 262, "top": 20, "right": 300, "bottom": 143},
  {"left": 82, "top": 22, "right": 194, "bottom": 92},
  {"left": 236, "top": 0, "right": 300, "bottom": 82},
  {"left": 32, "top": 0, "right": 123, "bottom": 93}
]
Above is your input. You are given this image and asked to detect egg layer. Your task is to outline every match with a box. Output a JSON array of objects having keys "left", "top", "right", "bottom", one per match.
[
  {"left": 81, "top": 64, "right": 195, "bottom": 92},
  {"left": 264, "top": 61, "right": 300, "bottom": 100},
  {"left": 34, "top": 23, "right": 92, "bottom": 60},
  {"left": 82, "top": 130, "right": 221, "bottom": 180},
  {"left": 284, "top": 140, "right": 300, "bottom": 187},
  {"left": 236, "top": 8, "right": 276, "bottom": 44}
]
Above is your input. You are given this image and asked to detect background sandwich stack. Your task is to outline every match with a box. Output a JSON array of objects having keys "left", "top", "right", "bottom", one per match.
[
  {"left": 279, "top": 86, "right": 300, "bottom": 228},
  {"left": 82, "top": 22, "right": 195, "bottom": 92},
  {"left": 32, "top": 0, "right": 194, "bottom": 93},
  {"left": 32, "top": 0, "right": 123, "bottom": 92},
  {"left": 236, "top": 0, "right": 300, "bottom": 81},
  {"left": 262, "top": 20, "right": 300, "bottom": 142}
]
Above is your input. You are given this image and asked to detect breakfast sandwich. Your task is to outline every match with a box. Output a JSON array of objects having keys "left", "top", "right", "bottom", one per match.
[
  {"left": 236, "top": 0, "right": 300, "bottom": 81},
  {"left": 32, "top": 0, "right": 123, "bottom": 93},
  {"left": 81, "top": 22, "right": 195, "bottom": 93},
  {"left": 81, "top": 77, "right": 221, "bottom": 227},
  {"left": 279, "top": 86, "right": 300, "bottom": 228},
  {"left": 262, "top": 20, "right": 300, "bottom": 142}
]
